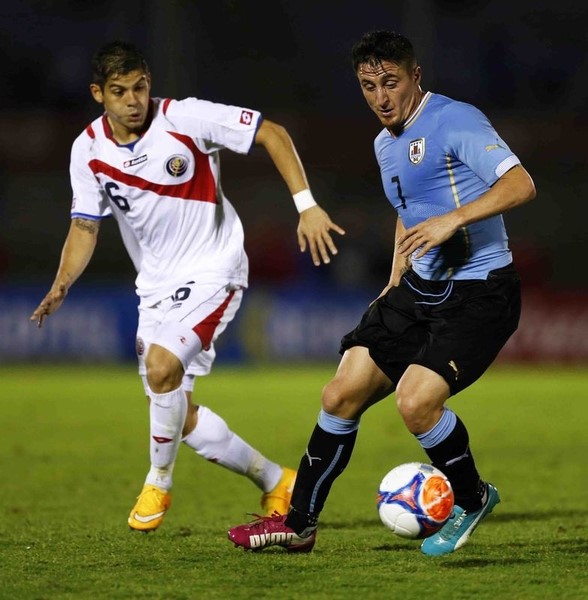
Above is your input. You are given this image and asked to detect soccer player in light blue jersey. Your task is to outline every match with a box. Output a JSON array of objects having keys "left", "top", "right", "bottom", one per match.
[{"left": 228, "top": 30, "right": 536, "bottom": 555}]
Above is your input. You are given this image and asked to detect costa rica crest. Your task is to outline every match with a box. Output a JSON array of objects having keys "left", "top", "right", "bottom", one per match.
[
  {"left": 408, "top": 138, "right": 425, "bottom": 165},
  {"left": 165, "top": 154, "right": 189, "bottom": 177}
]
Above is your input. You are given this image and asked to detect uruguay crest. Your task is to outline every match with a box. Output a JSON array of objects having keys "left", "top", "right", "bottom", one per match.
[{"left": 408, "top": 138, "right": 425, "bottom": 165}]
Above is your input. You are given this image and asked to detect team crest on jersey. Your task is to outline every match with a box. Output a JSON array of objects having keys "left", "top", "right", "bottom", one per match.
[
  {"left": 165, "top": 154, "right": 189, "bottom": 177},
  {"left": 408, "top": 138, "right": 425, "bottom": 164}
]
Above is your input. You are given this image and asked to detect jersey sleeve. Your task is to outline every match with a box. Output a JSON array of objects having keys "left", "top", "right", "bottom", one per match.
[
  {"left": 440, "top": 102, "right": 520, "bottom": 186},
  {"left": 162, "top": 97, "right": 262, "bottom": 155},
  {"left": 69, "top": 133, "right": 112, "bottom": 220}
]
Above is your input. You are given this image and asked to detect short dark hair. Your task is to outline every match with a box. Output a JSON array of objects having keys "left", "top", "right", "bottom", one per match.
[
  {"left": 91, "top": 41, "right": 150, "bottom": 88},
  {"left": 351, "top": 30, "right": 417, "bottom": 73}
]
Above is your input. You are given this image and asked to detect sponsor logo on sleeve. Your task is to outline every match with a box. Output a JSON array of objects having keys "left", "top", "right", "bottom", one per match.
[
  {"left": 240, "top": 110, "right": 254, "bottom": 125},
  {"left": 485, "top": 143, "right": 505, "bottom": 152}
]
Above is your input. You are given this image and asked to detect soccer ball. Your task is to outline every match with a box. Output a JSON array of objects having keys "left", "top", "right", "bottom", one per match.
[{"left": 377, "top": 462, "right": 454, "bottom": 539}]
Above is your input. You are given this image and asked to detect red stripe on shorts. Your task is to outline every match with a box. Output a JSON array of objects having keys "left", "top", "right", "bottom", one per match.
[{"left": 192, "top": 290, "right": 235, "bottom": 350}]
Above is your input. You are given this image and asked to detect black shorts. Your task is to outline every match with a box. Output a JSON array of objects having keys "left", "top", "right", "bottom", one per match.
[{"left": 340, "top": 265, "right": 521, "bottom": 396}]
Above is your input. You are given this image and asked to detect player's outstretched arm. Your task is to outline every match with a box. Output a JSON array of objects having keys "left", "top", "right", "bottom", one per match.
[
  {"left": 30, "top": 217, "right": 100, "bottom": 327},
  {"left": 254, "top": 119, "right": 345, "bottom": 266}
]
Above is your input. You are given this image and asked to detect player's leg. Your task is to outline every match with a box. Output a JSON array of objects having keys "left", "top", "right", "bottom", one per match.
[
  {"left": 139, "top": 283, "right": 240, "bottom": 506},
  {"left": 163, "top": 282, "right": 294, "bottom": 515},
  {"left": 416, "top": 386, "right": 501, "bottom": 557},
  {"left": 401, "top": 369, "right": 500, "bottom": 556},
  {"left": 143, "top": 344, "right": 187, "bottom": 488},
  {"left": 181, "top": 380, "right": 295, "bottom": 516},
  {"left": 228, "top": 346, "right": 394, "bottom": 551},
  {"left": 286, "top": 346, "right": 393, "bottom": 529},
  {"left": 130, "top": 283, "right": 234, "bottom": 531},
  {"left": 398, "top": 364, "right": 499, "bottom": 556},
  {"left": 128, "top": 301, "right": 180, "bottom": 531},
  {"left": 395, "top": 363, "right": 487, "bottom": 512},
  {"left": 415, "top": 267, "right": 521, "bottom": 554},
  {"left": 129, "top": 324, "right": 190, "bottom": 531}
]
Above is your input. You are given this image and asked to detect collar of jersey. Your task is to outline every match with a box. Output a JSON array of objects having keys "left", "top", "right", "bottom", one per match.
[{"left": 403, "top": 91, "right": 432, "bottom": 129}]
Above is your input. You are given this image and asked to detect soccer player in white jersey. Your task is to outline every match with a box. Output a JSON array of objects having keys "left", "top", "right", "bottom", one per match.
[
  {"left": 228, "top": 30, "right": 536, "bottom": 554},
  {"left": 30, "top": 41, "right": 345, "bottom": 532}
]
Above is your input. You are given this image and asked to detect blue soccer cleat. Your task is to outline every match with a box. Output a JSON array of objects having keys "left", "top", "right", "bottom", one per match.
[{"left": 420, "top": 483, "right": 500, "bottom": 556}]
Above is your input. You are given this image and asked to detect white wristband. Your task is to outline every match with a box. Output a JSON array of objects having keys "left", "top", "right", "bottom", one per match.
[{"left": 293, "top": 189, "right": 318, "bottom": 213}]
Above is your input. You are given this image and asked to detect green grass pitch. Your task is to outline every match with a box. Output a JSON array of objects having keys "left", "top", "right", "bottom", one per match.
[{"left": 1, "top": 363, "right": 587, "bottom": 599}]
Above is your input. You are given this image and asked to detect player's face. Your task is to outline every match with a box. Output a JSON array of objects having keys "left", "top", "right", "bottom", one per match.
[
  {"left": 356, "top": 60, "right": 422, "bottom": 134},
  {"left": 90, "top": 69, "right": 151, "bottom": 142}
]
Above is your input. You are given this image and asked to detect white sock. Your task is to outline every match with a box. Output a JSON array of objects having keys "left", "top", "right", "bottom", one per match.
[
  {"left": 146, "top": 386, "right": 188, "bottom": 491},
  {"left": 182, "top": 405, "right": 282, "bottom": 492}
]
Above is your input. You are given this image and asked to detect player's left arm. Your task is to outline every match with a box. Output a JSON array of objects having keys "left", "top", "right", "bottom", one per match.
[
  {"left": 397, "top": 164, "right": 536, "bottom": 260},
  {"left": 254, "top": 119, "right": 346, "bottom": 266}
]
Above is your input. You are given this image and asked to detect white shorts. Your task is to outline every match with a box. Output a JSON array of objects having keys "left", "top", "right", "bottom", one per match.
[{"left": 136, "top": 282, "right": 243, "bottom": 393}]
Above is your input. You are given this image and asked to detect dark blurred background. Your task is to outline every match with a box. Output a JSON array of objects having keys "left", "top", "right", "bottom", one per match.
[{"left": 1, "top": 0, "right": 587, "bottom": 364}]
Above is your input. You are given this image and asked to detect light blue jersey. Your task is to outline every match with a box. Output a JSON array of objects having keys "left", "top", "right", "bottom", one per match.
[{"left": 375, "top": 92, "right": 520, "bottom": 280}]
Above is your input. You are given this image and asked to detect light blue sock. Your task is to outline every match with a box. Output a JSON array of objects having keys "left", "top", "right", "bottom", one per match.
[
  {"left": 416, "top": 408, "right": 457, "bottom": 449},
  {"left": 317, "top": 409, "right": 360, "bottom": 434}
]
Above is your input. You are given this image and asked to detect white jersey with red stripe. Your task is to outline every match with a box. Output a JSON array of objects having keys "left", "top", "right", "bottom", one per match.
[{"left": 69, "top": 97, "right": 261, "bottom": 306}]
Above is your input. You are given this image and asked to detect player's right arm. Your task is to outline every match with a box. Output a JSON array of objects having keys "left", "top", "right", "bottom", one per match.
[
  {"left": 389, "top": 217, "right": 411, "bottom": 287},
  {"left": 372, "top": 217, "right": 410, "bottom": 303},
  {"left": 30, "top": 217, "right": 100, "bottom": 327},
  {"left": 254, "top": 119, "right": 346, "bottom": 266}
]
